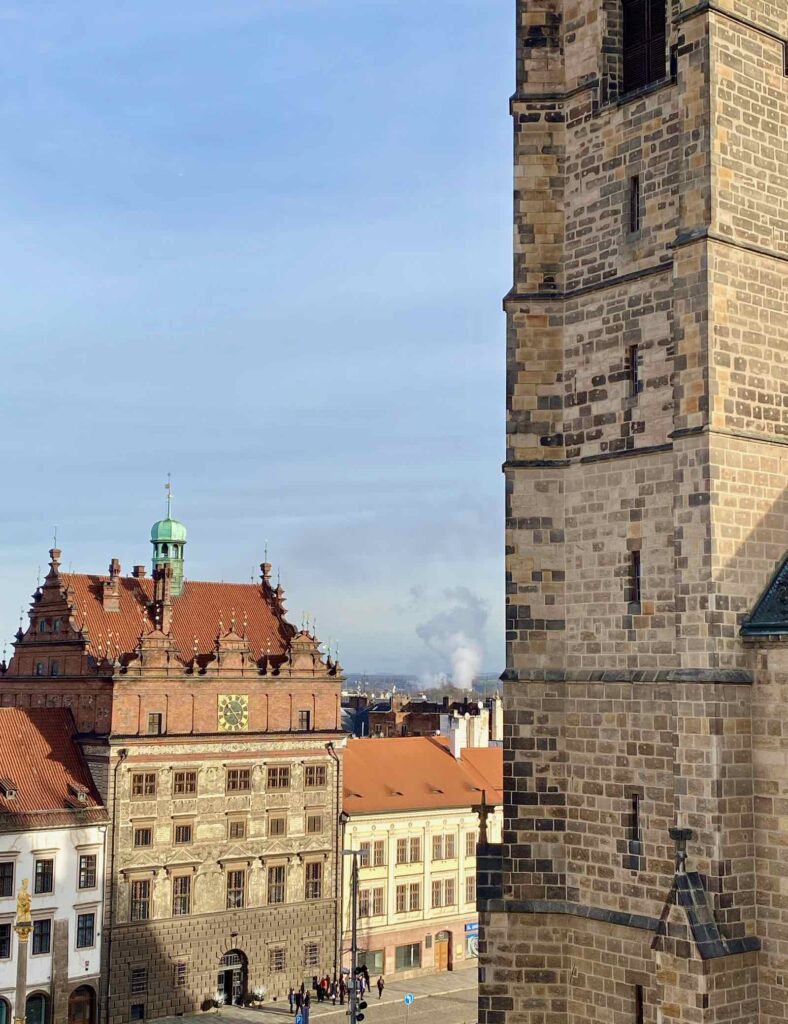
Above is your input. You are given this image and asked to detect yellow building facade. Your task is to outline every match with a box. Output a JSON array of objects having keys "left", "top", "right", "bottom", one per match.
[{"left": 340, "top": 737, "right": 502, "bottom": 979}]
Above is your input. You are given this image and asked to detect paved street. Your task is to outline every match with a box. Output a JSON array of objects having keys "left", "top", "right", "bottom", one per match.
[{"left": 156, "top": 965, "right": 478, "bottom": 1024}]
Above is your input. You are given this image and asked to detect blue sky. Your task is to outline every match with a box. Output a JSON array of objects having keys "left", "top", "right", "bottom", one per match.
[{"left": 0, "top": 1, "right": 512, "bottom": 677}]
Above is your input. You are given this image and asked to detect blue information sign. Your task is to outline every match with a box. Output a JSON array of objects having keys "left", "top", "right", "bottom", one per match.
[
  {"left": 296, "top": 1014, "right": 303, "bottom": 1024},
  {"left": 464, "top": 921, "right": 479, "bottom": 934},
  {"left": 404, "top": 994, "right": 415, "bottom": 1006}
]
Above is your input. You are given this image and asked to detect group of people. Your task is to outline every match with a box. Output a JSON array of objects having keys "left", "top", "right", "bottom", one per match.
[{"left": 287, "top": 970, "right": 386, "bottom": 1016}]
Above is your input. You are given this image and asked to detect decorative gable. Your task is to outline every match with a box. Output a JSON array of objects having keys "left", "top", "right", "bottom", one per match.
[{"left": 741, "top": 555, "right": 788, "bottom": 637}]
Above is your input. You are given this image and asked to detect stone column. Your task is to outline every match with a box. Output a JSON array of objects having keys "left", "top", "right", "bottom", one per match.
[{"left": 13, "top": 921, "right": 31, "bottom": 1024}]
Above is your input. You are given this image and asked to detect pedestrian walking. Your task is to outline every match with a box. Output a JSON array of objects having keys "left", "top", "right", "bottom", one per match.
[
  {"left": 295, "top": 990, "right": 303, "bottom": 1012},
  {"left": 288, "top": 988, "right": 295, "bottom": 1015},
  {"left": 339, "top": 978, "right": 346, "bottom": 1005},
  {"left": 330, "top": 979, "right": 337, "bottom": 1005},
  {"left": 376, "top": 977, "right": 384, "bottom": 1000}
]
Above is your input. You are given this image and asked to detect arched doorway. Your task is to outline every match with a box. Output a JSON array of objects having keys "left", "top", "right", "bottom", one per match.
[
  {"left": 68, "top": 987, "right": 96, "bottom": 1024},
  {"left": 26, "top": 993, "right": 50, "bottom": 1024},
  {"left": 0, "top": 997, "right": 9, "bottom": 1024},
  {"left": 434, "top": 930, "right": 452, "bottom": 972},
  {"left": 217, "top": 950, "right": 247, "bottom": 1005}
]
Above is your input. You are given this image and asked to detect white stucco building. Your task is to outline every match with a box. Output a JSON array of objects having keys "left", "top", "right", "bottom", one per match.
[{"left": 0, "top": 709, "right": 107, "bottom": 1024}]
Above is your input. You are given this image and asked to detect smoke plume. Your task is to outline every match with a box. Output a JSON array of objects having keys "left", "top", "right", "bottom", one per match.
[{"left": 415, "top": 587, "right": 487, "bottom": 689}]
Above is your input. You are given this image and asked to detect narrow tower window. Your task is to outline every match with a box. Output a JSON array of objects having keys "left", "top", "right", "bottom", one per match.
[
  {"left": 629, "top": 175, "right": 641, "bottom": 233},
  {"left": 635, "top": 984, "right": 644, "bottom": 1024},
  {"left": 622, "top": 0, "right": 667, "bottom": 94},
  {"left": 629, "top": 550, "right": 642, "bottom": 611},
  {"left": 628, "top": 344, "right": 641, "bottom": 397}
]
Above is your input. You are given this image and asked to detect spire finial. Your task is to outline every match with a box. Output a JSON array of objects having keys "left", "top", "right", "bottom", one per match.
[
  {"left": 53, "top": 525, "right": 58, "bottom": 548},
  {"left": 165, "top": 473, "right": 173, "bottom": 519}
]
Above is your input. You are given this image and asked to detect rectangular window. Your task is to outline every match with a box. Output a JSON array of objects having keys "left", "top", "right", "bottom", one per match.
[
  {"left": 635, "top": 984, "right": 644, "bottom": 1024},
  {"left": 76, "top": 912, "right": 95, "bottom": 948},
  {"left": 622, "top": 0, "right": 667, "bottom": 93},
  {"left": 267, "top": 766, "right": 290, "bottom": 790},
  {"left": 268, "top": 815, "right": 287, "bottom": 837},
  {"left": 395, "top": 884, "right": 406, "bottom": 913},
  {"left": 267, "top": 865, "right": 286, "bottom": 905},
  {"left": 431, "top": 879, "right": 442, "bottom": 908},
  {"left": 34, "top": 858, "right": 54, "bottom": 895},
  {"left": 130, "top": 968, "right": 148, "bottom": 994},
  {"left": 372, "top": 887, "right": 385, "bottom": 917},
  {"left": 432, "top": 834, "right": 442, "bottom": 861},
  {"left": 226, "top": 768, "right": 251, "bottom": 792},
  {"left": 445, "top": 877, "right": 456, "bottom": 905},
  {"left": 304, "top": 942, "right": 320, "bottom": 969},
  {"left": 174, "top": 823, "right": 193, "bottom": 845},
  {"left": 131, "top": 880, "right": 151, "bottom": 921},
  {"left": 226, "top": 870, "right": 246, "bottom": 909},
  {"left": 268, "top": 947, "right": 286, "bottom": 973},
  {"left": 133, "top": 827, "right": 153, "bottom": 848},
  {"left": 359, "top": 889, "right": 371, "bottom": 918},
  {"left": 78, "top": 854, "right": 97, "bottom": 889},
  {"left": 629, "top": 175, "right": 641, "bottom": 233},
  {"left": 466, "top": 875, "right": 476, "bottom": 904},
  {"left": 465, "top": 832, "right": 477, "bottom": 858},
  {"left": 32, "top": 919, "right": 51, "bottom": 955},
  {"left": 396, "top": 838, "right": 408, "bottom": 865},
  {"left": 409, "top": 837, "right": 421, "bottom": 862},
  {"left": 131, "top": 773, "right": 157, "bottom": 798},
  {"left": 359, "top": 841, "right": 371, "bottom": 867},
  {"left": 146, "top": 713, "right": 163, "bottom": 735},
  {"left": 373, "top": 840, "right": 386, "bottom": 867},
  {"left": 305, "top": 861, "right": 322, "bottom": 901},
  {"left": 130, "top": 1005, "right": 145, "bottom": 1022},
  {"left": 445, "top": 834, "right": 456, "bottom": 859},
  {"left": 228, "top": 819, "right": 247, "bottom": 840},
  {"left": 306, "top": 814, "right": 323, "bottom": 835},
  {"left": 0, "top": 923, "right": 11, "bottom": 959},
  {"left": 298, "top": 710, "right": 312, "bottom": 731},
  {"left": 174, "top": 963, "right": 187, "bottom": 988},
  {"left": 305, "top": 764, "right": 326, "bottom": 788},
  {"left": 408, "top": 882, "right": 420, "bottom": 912},
  {"left": 630, "top": 549, "right": 642, "bottom": 610},
  {"left": 173, "top": 771, "right": 197, "bottom": 796},
  {"left": 172, "top": 875, "right": 191, "bottom": 916},
  {"left": 395, "top": 943, "right": 421, "bottom": 971},
  {"left": 628, "top": 344, "right": 641, "bottom": 397},
  {"left": 0, "top": 863, "right": 13, "bottom": 897}
]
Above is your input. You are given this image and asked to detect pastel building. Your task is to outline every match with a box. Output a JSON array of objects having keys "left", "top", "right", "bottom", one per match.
[
  {"left": 340, "top": 737, "right": 501, "bottom": 978},
  {"left": 0, "top": 709, "right": 108, "bottom": 1024}
]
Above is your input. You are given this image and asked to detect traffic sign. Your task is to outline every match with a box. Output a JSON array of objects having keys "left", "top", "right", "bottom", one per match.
[
  {"left": 404, "top": 994, "right": 415, "bottom": 1006},
  {"left": 296, "top": 1014, "right": 303, "bottom": 1024},
  {"left": 464, "top": 921, "right": 479, "bottom": 935}
]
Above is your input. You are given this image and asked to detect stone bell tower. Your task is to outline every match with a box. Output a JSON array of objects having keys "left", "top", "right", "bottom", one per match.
[{"left": 478, "top": 2, "right": 788, "bottom": 1022}]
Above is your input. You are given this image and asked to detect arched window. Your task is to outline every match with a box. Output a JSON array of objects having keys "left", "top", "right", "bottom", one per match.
[
  {"left": 68, "top": 987, "right": 95, "bottom": 1024},
  {"left": 50, "top": 662, "right": 60, "bottom": 677},
  {"left": 26, "top": 994, "right": 49, "bottom": 1024},
  {"left": 162, "top": 544, "right": 169, "bottom": 556},
  {"left": 35, "top": 663, "right": 45, "bottom": 677},
  {"left": 0, "top": 997, "right": 10, "bottom": 1024},
  {"left": 53, "top": 619, "right": 62, "bottom": 634},
  {"left": 38, "top": 620, "right": 48, "bottom": 633}
]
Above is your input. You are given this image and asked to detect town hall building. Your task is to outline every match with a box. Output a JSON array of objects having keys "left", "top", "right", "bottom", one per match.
[
  {"left": 1, "top": 503, "right": 345, "bottom": 1022},
  {"left": 479, "top": 2, "right": 788, "bottom": 1023}
]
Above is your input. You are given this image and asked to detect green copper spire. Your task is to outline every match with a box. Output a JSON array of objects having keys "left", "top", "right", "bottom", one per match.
[{"left": 150, "top": 478, "right": 187, "bottom": 596}]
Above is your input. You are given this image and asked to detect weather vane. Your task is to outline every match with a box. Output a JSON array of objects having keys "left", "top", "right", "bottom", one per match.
[{"left": 165, "top": 473, "right": 173, "bottom": 518}]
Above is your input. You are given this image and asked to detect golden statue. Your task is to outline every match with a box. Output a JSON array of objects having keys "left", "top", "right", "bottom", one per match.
[{"left": 16, "top": 879, "right": 31, "bottom": 925}]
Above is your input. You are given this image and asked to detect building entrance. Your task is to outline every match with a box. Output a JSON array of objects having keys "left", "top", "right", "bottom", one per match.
[
  {"left": 218, "top": 949, "right": 247, "bottom": 1005},
  {"left": 434, "top": 931, "right": 452, "bottom": 971}
]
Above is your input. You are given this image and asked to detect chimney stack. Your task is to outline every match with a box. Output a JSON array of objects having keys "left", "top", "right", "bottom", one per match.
[
  {"left": 132, "top": 566, "right": 146, "bottom": 579},
  {"left": 102, "top": 558, "right": 121, "bottom": 612}
]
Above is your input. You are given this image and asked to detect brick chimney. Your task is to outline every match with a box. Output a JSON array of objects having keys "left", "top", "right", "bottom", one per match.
[
  {"left": 102, "top": 558, "right": 121, "bottom": 612},
  {"left": 132, "top": 566, "right": 146, "bottom": 579}
]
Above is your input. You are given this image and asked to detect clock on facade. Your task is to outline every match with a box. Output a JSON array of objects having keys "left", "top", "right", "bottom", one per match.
[{"left": 217, "top": 694, "right": 249, "bottom": 732}]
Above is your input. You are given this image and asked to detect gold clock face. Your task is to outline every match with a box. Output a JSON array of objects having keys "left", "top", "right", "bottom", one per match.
[{"left": 218, "top": 694, "right": 249, "bottom": 732}]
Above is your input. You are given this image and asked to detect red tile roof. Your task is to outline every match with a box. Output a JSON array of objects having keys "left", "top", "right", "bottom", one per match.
[
  {"left": 0, "top": 708, "right": 106, "bottom": 825},
  {"left": 342, "top": 736, "right": 502, "bottom": 815},
  {"left": 61, "top": 574, "right": 290, "bottom": 664}
]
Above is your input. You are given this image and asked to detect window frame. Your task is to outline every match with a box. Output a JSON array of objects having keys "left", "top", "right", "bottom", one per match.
[
  {"left": 226, "top": 869, "right": 246, "bottom": 909},
  {"left": 173, "top": 771, "right": 197, "bottom": 797},
  {"left": 130, "top": 879, "right": 151, "bottom": 922},
  {"left": 76, "top": 912, "right": 95, "bottom": 949},
  {"left": 34, "top": 858, "right": 54, "bottom": 896},
  {"left": 267, "top": 766, "right": 290, "bottom": 791},
  {"left": 0, "top": 922, "right": 11, "bottom": 959},
  {"left": 172, "top": 874, "right": 192, "bottom": 917},
  {"left": 622, "top": 0, "right": 667, "bottom": 95},
  {"left": 0, "top": 863, "right": 13, "bottom": 898},
  {"left": 173, "top": 822, "right": 193, "bottom": 846},
  {"left": 304, "top": 764, "right": 326, "bottom": 788},
  {"left": 267, "top": 864, "right": 287, "bottom": 905},
  {"left": 78, "top": 854, "right": 97, "bottom": 890},
  {"left": 131, "top": 773, "right": 157, "bottom": 799},
  {"left": 226, "top": 768, "right": 251, "bottom": 793},
  {"left": 304, "top": 860, "right": 323, "bottom": 901},
  {"left": 133, "top": 826, "right": 153, "bottom": 849},
  {"left": 32, "top": 918, "right": 52, "bottom": 956}
]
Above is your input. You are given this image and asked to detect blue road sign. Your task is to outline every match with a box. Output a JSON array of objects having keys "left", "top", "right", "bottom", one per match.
[
  {"left": 296, "top": 1014, "right": 303, "bottom": 1024},
  {"left": 404, "top": 994, "right": 415, "bottom": 1006},
  {"left": 465, "top": 921, "right": 479, "bottom": 934}
]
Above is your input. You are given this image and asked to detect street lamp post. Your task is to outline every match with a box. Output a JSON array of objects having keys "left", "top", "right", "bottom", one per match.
[{"left": 341, "top": 850, "right": 367, "bottom": 1024}]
